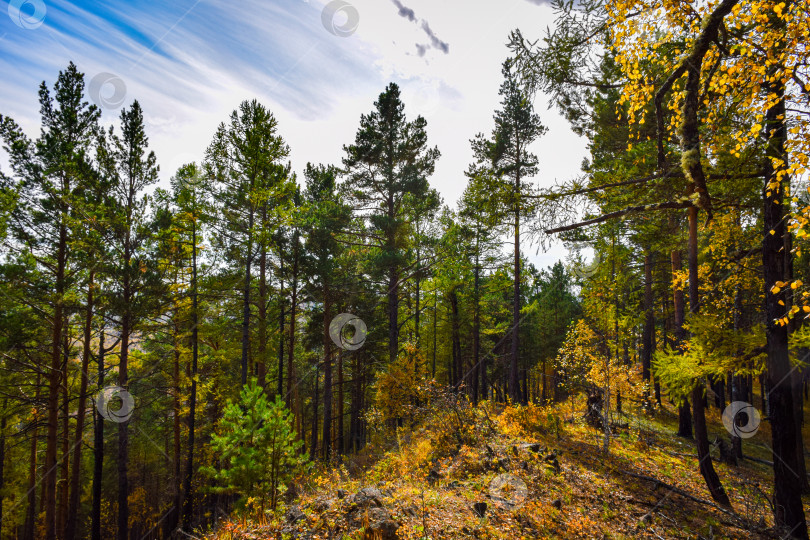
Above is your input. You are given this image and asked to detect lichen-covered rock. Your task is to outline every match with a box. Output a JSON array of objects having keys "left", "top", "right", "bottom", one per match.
[
  {"left": 360, "top": 507, "right": 400, "bottom": 540},
  {"left": 348, "top": 486, "right": 384, "bottom": 509},
  {"left": 285, "top": 505, "right": 306, "bottom": 524}
]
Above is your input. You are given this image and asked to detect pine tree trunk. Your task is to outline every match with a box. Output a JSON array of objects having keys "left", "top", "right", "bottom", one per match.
[
  {"left": 258, "top": 232, "right": 267, "bottom": 389},
  {"left": 473, "top": 244, "right": 481, "bottom": 402},
  {"left": 731, "top": 287, "right": 744, "bottom": 459},
  {"left": 415, "top": 244, "right": 421, "bottom": 348},
  {"left": 23, "top": 374, "right": 40, "bottom": 540},
  {"left": 322, "top": 288, "right": 332, "bottom": 461},
  {"left": 0, "top": 400, "right": 6, "bottom": 536},
  {"left": 287, "top": 230, "right": 299, "bottom": 409},
  {"left": 182, "top": 219, "right": 199, "bottom": 530},
  {"left": 241, "top": 208, "right": 254, "bottom": 386},
  {"left": 338, "top": 351, "right": 344, "bottom": 455},
  {"left": 170, "top": 316, "right": 181, "bottom": 533},
  {"left": 91, "top": 327, "right": 105, "bottom": 540},
  {"left": 671, "top": 246, "right": 693, "bottom": 438},
  {"left": 432, "top": 294, "right": 438, "bottom": 379},
  {"left": 388, "top": 193, "right": 399, "bottom": 365},
  {"left": 310, "top": 364, "right": 319, "bottom": 462},
  {"left": 118, "top": 309, "right": 131, "bottom": 540},
  {"left": 510, "top": 205, "right": 521, "bottom": 403},
  {"left": 277, "top": 271, "right": 285, "bottom": 398},
  {"left": 66, "top": 272, "right": 94, "bottom": 540},
  {"left": 450, "top": 290, "right": 461, "bottom": 389},
  {"left": 45, "top": 217, "right": 67, "bottom": 540},
  {"left": 350, "top": 353, "right": 362, "bottom": 452},
  {"left": 58, "top": 326, "right": 71, "bottom": 534},
  {"left": 388, "top": 268, "right": 399, "bottom": 365},
  {"left": 642, "top": 251, "right": 654, "bottom": 383}
]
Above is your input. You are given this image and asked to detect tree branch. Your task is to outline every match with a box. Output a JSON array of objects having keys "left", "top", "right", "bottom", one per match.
[{"left": 545, "top": 201, "right": 692, "bottom": 234}]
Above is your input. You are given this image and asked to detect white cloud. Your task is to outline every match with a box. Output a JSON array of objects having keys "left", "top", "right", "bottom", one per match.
[{"left": 0, "top": 0, "right": 585, "bottom": 270}]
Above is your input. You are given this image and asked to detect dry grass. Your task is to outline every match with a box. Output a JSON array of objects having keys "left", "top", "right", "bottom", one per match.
[{"left": 202, "top": 394, "right": 809, "bottom": 539}]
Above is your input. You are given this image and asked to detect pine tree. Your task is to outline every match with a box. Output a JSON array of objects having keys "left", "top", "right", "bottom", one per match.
[
  {"left": 343, "top": 83, "right": 440, "bottom": 365},
  {"left": 302, "top": 163, "right": 352, "bottom": 459},
  {"left": 97, "top": 100, "right": 161, "bottom": 539},
  {"left": 471, "top": 60, "right": 547, "bottom": 403},
  {"left": 206, "top": 100, "right": 291, "bottom": 386},
  {"left": 0, "top": 62, "right": 100, "bottom": 540},
  {"left": 204, "top": 378, "right": 306, "bottom": 515}
]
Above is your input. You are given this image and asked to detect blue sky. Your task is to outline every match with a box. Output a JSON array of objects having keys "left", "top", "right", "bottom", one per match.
[{"left": 1, "top": 0, "right": 589, "bottom": 267}]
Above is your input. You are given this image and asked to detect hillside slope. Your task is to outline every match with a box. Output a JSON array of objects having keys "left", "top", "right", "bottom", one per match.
[{"left": 204, "top": 398, "right": 808, "bottom": 539}]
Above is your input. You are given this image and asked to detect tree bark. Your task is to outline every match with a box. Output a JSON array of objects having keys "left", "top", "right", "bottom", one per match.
[
  {"left": 241, "top": 207, "right": 254, "bottom": 386},
  {"left": 472, "top": 245, "right": 476, "bottom": 403},
  {"left": 388, "top": 268, "right": 399, "bottom": 365},
  {"left": 338, "top": 350, "right": 344, "bottom": 454},
  {"left": 0, "top": 400, "right": 5, "bottom": 536},
  {"left": 277, "top": 274, "right": 285, "bottom": 398},
  {"left": 118, "top": 306, "right": 131, "bottom": 540},
  {"left": 350, "top": 353, "right": 361, "bottom": 452},
  {"left": 257, "top": 223, "right": 268, "bottom": 389},
  {"left": 731, "top": 287, "right": 744, "bottom": 459},
  {"left": 510, "top": 201, "right": 521, "bottom": 403},
  {"left": 784, "top": 206, "right": 809, "bottom": 493},
  {"left": 170, "top": 314, "right": 181, "bottom": 534},
  {"left": 182, "top": 218, "right": 199, "bottom": 531},
  {"left": 473, "top": 241, "right": 481, "bottom": 402},
  {"left": 23, "top": 374, "right": 40, "bottom": 540},
  {"left": 642, "top": 251, "right": 654, "bottom": 383},
  {"left": 415, "top": 243, "right": 422, "bottom": 349},
  {"left": 322, "top": 288, "right": 332, "bottom": 461},
  {"left": 286, "top": 228, "right": 299, "bottom": 410},
  {"left": 58, "top": 325, "right": 70, "bottom": 534},
  {"left": 310, "top": 363, "right": 319, "bottom": 462},
  {"left": 432, "top": 293, "right": 438, "bottom": 379},
  {"left": 66, "top": 272, "right": 95, "bottom": 540},
  {"left": 450, "top": 290, "right": 461, "bottom": 390},
  {"left": 762, "top": 76, "right": 808, "bottom": 538},
  {"left": 687, "top": 206, "right": 730, "bottom": 506},
  {"left": 91, "top": 327, "right": 105, "bottom": 540},
  {"left": 44, "top": 216, "right": 67, "bottom": 540},
  {"left": 672, "top": 246, "right": 693, "bottom": 438}
]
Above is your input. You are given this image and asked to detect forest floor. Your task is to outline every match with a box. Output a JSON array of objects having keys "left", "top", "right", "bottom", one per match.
[{"left": 202, "top": 394, "right": 810, "bottom": 539}]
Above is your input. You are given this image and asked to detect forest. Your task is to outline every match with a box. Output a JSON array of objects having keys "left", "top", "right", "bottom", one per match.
[{"left": 0, "top": 0, "right": 809, "bottom": 538}]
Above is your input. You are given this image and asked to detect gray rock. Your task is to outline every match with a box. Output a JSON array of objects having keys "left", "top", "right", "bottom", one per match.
[
  {"left": 285, "top": 505, "right": 306, "bottom": 524},
  {"left": 350, "top": 507, "right": 400, "bottom": 540},
  {"left": 311, "top": 498, "right": 336, "bottom": 512},
  {"left": 544, "top": 452, "right": 561, "bottom": 474},
  {"left": 516, "top": 443, "right": 543, "bottom": 453},
  {"left": 350, "top": 486, "right": 384, "bottom": 508}
]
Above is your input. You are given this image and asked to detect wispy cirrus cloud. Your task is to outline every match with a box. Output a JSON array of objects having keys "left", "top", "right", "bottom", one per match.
[{"left": 1, "top": 0, "right": 587, "bottom": 273}]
